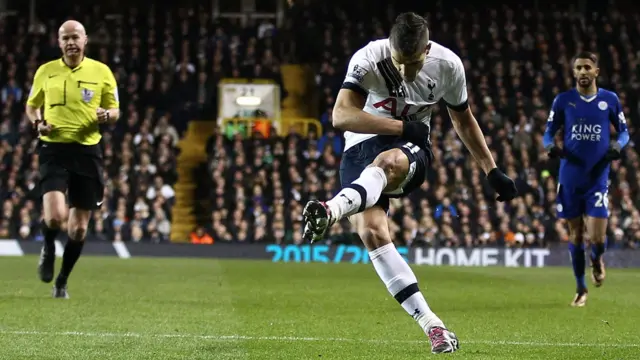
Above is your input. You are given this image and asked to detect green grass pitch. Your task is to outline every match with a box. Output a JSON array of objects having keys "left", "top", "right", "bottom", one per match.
[{"left": 0, "top": 256, "right": 639, "bottom": 359}]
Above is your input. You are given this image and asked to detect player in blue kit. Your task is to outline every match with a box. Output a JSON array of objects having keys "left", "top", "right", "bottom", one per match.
[{"left": 544, "top": 52, "right": 629, "bottom": 307}]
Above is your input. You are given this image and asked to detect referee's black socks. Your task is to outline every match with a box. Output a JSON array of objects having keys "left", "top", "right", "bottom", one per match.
[
  {"left": 56, "top": 238, "right": 85, "bottom": 287},
  {"left": 42, "top": 222, "right": 60, "bottom": 250}
]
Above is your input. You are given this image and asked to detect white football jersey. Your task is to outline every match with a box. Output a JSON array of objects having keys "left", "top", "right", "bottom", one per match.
[{"left": 341, "top": 39, "right": 468, "bottom": 151}]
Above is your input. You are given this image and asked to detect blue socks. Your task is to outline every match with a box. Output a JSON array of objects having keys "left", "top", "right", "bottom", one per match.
[
  {"left": 569, "top": 239, "right": 607, "bottom": 293},
  {"left": 591, "top": 237, "right": 607, "bottom": 263},
  {"left": 568, "top": 242, "right": 586, "bottom": 292}
]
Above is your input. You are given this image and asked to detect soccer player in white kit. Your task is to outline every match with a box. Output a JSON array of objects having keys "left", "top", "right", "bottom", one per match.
[{"left": 303, "top": 13, "right": 518, "bottom": 354}]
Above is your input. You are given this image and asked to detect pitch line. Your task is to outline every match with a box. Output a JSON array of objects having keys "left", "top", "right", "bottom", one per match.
[{"left": 0, "top": 330, "right": 638, "bottom": 348}]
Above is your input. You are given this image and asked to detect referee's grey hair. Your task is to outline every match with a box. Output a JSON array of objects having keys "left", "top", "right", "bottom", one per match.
[{"left": 389, "top": 12, "right": 430, "bottom": 57}]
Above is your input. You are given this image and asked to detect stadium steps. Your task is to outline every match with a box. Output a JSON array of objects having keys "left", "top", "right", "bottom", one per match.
[
  {"left": 280, "top": 64, "right": 316, "bottom": 119},
  {"left": 170, "top": 121, "right": 216, "bottom": 242},
  {"left": 192, "top": 162, "right": 212, "bottom": 227}
]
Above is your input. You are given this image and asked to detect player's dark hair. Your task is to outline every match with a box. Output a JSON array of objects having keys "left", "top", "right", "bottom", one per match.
[
  {"left": 572, "top": 51, "right": 598, "bottom": 66},
  {"left": 389, "top": 12, "right": 429, "bottom": 57}
]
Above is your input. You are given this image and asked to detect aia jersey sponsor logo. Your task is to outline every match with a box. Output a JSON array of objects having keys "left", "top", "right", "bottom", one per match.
[{"left": 372, "top": 98, "right": 433, "bottom": 119}]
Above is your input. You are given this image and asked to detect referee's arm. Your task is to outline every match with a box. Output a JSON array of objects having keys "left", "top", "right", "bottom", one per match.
[
  {"left": 100, "top": 67, "right": 120, "bottom": 124},
  {"left": 25, "top": 66, "right": 46, "bottom": 126}
]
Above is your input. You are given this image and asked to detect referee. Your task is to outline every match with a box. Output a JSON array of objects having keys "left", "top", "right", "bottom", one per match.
[{"left": 25, "top": 20, "right": 120, "bottom": 299}]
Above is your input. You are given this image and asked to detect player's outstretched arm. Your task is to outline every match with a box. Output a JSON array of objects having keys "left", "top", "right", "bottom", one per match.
[
  {"left": 443, "top": 56, "right": 516, "bottom": 201},
  {"left": 332, "top": 88, "right": 403, "bottom": 136},
  {"left": 449, "top": 106, "right": 518, "bottom": 201},
  {"left": 443, "top": 56, "right": 498, "bottom": 175},
  {"left": 448, "top": 107, "right": 497, "bottom": 175}
]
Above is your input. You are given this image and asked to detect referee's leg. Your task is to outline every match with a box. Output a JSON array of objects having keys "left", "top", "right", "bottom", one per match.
[
  {"left": 38, "top": 144, "right": 70, "bottom": 283},
  {"left": 39, "top": 190, "right": 68, "bottom": 283},
  {"left": 53, "top": 173, "right": 103, "bottom": 298}
]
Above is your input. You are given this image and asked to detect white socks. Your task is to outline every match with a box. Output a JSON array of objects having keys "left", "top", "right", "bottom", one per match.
[
  {"left": 326, "top": 166, "right": 387, "bottom": 221},
  {"left": 369, "top": 243, "right": 444, "bottom": 333},
  {"left": 326, "top": 167, "right": 444, "bottom": 333}
]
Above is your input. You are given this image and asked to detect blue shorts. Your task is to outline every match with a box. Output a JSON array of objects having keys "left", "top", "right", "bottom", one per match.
[
  {"left": 339, "top": 135, "right": 432, "bottom": 211},
  {"left": 556, "top": 183, "right": 609, "bottom": 219}
]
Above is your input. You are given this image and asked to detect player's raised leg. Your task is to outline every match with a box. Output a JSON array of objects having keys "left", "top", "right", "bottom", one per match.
[
  {"left": 304, "top": 143, "right": 458, "bottom": 353},
  {"left": 586, "top": 216, "right": 607, "bottom": 286},
  {"left": 566, "top": 217, "right": 588, "bottom": 306},
  {"left": 355, "top": 207, "right": 458, "bottom": 353},
  {"left": 39, "top": 191, "right": 67, "bottom": 283},
  {"left": 303, "top": 147, "right": 403, "bottom": 242}
]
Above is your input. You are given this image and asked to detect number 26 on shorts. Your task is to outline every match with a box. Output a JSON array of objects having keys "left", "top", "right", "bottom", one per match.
[{"left": 594, "top": 191, "right": 609, "bottom": 208}]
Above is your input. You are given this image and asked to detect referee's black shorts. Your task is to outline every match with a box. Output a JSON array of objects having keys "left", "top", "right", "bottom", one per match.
[{"left": 38, "top": 140, "right": 105, "bottom": 210}]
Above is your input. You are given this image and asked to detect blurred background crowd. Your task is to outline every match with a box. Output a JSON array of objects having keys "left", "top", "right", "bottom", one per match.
[{"left": 1, "top": 0, "right": 639, "bottom": 249}]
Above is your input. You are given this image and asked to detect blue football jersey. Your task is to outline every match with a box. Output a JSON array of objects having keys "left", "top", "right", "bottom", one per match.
[{"left": 544, "top": 88, "right": 629, "bottom": 190}]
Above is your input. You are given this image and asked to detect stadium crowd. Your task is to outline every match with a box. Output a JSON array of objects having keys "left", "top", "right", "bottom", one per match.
[
  {"left": 1, "top": 1, "right": 640, "bottom": 249},
  {"left": 203, "top": 2, "right": 640, "bottom": 249}
]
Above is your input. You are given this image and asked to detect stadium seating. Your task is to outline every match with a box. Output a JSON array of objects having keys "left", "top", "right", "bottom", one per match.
[{"left": 1, "top": 2, "right": 639, "bottom": 249}]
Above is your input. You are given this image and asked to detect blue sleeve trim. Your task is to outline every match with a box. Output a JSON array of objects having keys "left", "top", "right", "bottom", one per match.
[
  {"left": 544, "top": 96, "right": 563, "bottom": 148},
  {"left": 617, "top": 131, "right": 630, "bottom": 148},
  {"left": 543, "top": 130, "right": 554, "bottom": 149}
]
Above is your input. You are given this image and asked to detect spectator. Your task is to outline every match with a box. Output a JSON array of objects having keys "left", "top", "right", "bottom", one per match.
[
  {"left": 191, "top": 226, "right": 214, "bottom": 244},
  {"left": 146, "top": 176, "right": 176, "bottom": 203},
  {"left": 1, "top": 79, "right": 23, "bottom": 103}
]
